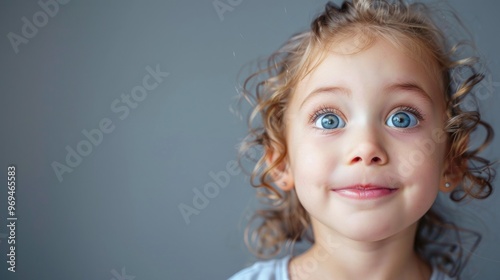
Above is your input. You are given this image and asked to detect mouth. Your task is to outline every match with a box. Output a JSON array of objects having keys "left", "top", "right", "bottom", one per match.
[{"left": 331, "top": 184, "right": 398, "bottom": 200}]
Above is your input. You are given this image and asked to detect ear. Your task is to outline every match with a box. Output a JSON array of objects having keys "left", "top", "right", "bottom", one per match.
[
  {"left": 265, "top": 146, "right": 294, "bottom": 191},
  {"left": 439, "top": 161, "right": 463, "bottom": 193}
]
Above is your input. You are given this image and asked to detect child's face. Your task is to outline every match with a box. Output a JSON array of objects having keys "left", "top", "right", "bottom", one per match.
[{"left": 283, "top": 37, "right": 449, "bottom": 242}]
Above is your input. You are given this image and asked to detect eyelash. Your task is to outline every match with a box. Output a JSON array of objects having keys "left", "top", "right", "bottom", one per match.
[
  {"left": 397, "top": 105, "right": 425, "bottom": 121},
  {"left": 308, "top": 105, "right": 425, "bottom": 124},
  {"left": 309, "top": 106, "right": 343, "bottom": 123}
]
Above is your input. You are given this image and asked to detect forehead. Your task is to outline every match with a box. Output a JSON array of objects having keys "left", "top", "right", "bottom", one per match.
[{"left": 292, "top": 35, "right": 445, "bottom": 107}]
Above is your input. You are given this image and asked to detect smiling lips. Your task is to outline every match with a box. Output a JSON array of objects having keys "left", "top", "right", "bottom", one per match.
[{"left": 331, "top": 184, "right": 398, "bottom": 199}]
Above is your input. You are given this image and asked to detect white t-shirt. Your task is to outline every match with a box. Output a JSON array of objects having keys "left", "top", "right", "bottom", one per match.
[{"left": 228, "top": 255, "right": 455, "bottom": 280}]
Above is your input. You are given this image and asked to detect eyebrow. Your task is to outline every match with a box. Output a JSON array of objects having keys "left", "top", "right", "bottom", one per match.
[
  {"left": 386, "top": 82, "right": 433, "bottom": 104},
  {"left": 300, "top": 82, "right": 433, "bottom": 109},
  {"left": 300, "top": 86, "right": 351, "bottom": 109}
]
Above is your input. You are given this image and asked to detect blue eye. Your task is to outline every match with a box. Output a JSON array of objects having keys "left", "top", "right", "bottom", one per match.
[
  {"left": 315, "top": 113, "right": 346, "bottom": 129},
  {"left": 386, "top": 111, "right": 419, "bottom": 128}
]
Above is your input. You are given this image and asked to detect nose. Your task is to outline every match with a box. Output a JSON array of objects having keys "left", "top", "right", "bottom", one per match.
[{"left": 346, "top": 128, "right": 388, "bottom": 166}]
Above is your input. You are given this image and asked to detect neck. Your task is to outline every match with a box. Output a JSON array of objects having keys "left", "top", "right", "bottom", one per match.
[{"left": 288, "top": 222, "right": 431, "bottom": 280}]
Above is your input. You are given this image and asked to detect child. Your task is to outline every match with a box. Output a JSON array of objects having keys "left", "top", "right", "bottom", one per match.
[{"left": 230, "top": 0, "right": 495, "bottom": 279}]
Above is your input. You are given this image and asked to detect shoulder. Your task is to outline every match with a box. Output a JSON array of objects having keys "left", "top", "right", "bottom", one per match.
[
  {"left": 430, "top": 267, "right": 456, "bottom": 280},
  {"left": 227, "top": 256, "right": 291, "bottom": 280}
]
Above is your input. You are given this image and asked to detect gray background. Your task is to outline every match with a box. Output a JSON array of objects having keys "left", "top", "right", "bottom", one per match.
[{"left": 1, "top": 0, "right": 499, "bottom": 279}]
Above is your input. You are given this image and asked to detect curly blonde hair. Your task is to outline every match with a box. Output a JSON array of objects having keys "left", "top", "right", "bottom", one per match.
[{"left": 238, "top": 0, "right": 495, "bottom": 277}]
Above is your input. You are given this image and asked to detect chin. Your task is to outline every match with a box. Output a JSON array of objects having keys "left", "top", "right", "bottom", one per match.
[{"left": 331, "top": 219, "right": 414, "bottom": 243}]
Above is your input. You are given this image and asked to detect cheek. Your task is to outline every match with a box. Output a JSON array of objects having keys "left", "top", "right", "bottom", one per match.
[
  {"left": 411, "top": 165, "right": 441, "bottom": 198},
  {"left": 407, "top": 170, "right": 441, "bottom": 223},
  {"left": 398, "top": 141, "right": 446, "bottom": 210},
  {"left": 393, "top": 130, "right": 448, "bottom": 177},
  {"left": 289, "top": 138, "right": 338, "bottom": 187}
]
